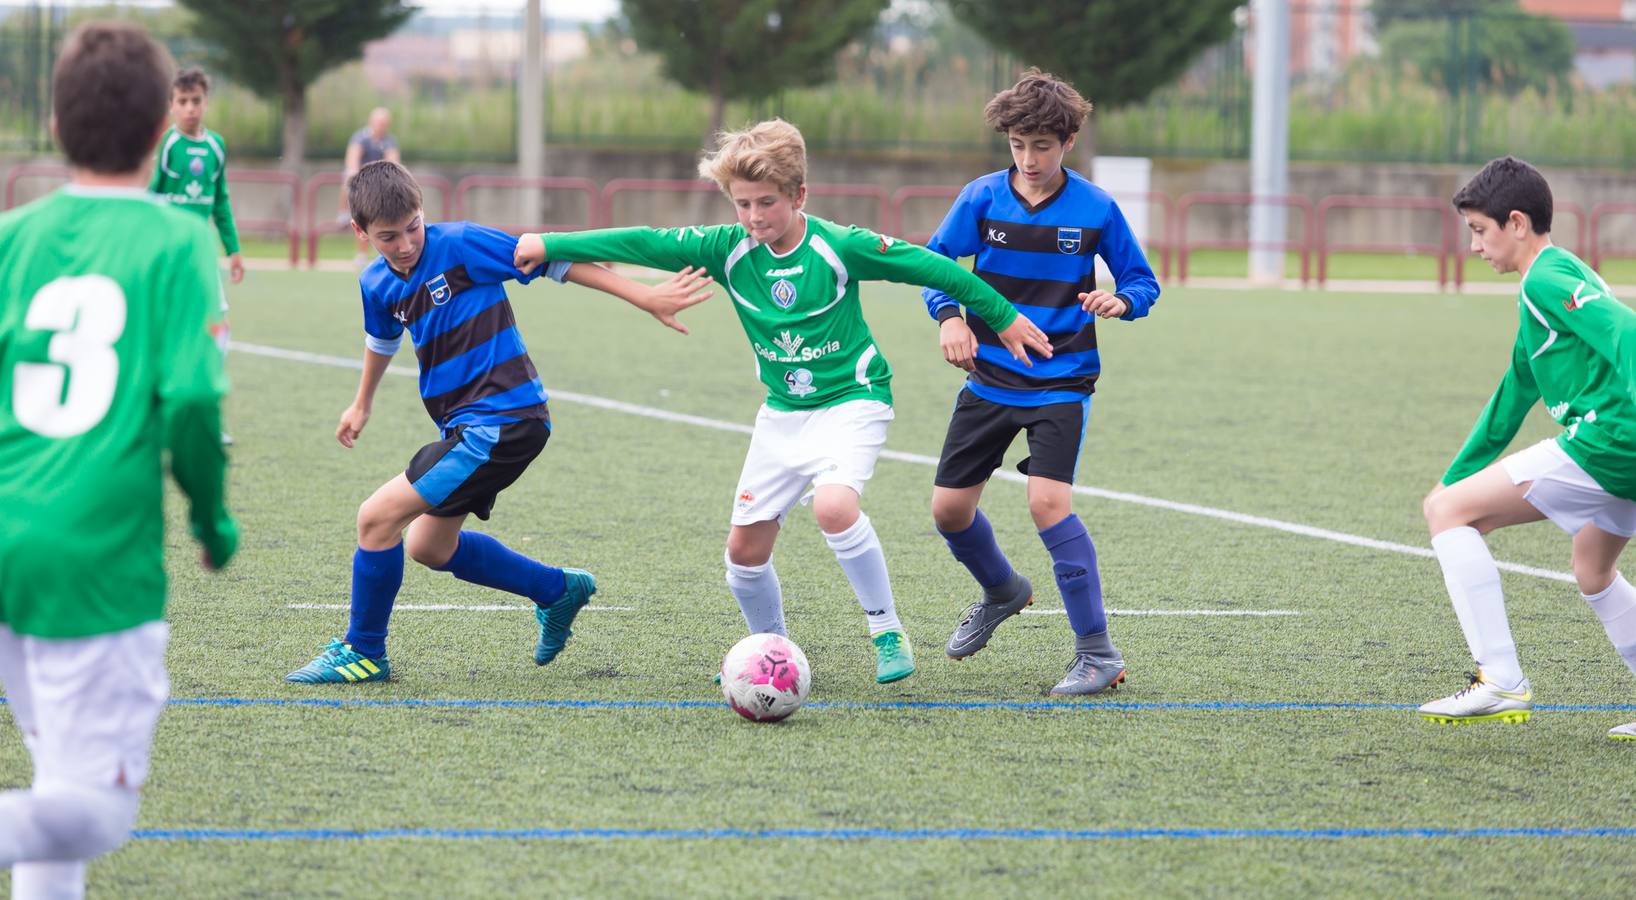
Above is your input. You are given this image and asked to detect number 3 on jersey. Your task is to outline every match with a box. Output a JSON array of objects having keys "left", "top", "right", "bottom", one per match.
[{"left": 11, "top": 275, "right": 126, "bottom": 438}]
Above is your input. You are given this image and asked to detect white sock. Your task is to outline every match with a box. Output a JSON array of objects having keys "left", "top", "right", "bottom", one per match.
[
  {"left": 725, "top": 552, "right": 786, "bottom": 636},
  {"left": 14, "top": 861, "right": 87, "bottom": 900},
  {"left": 1431, "top": 526, "right": 1524, "bottom": 688},
  {"left": 1584, "top": 573, "right": 1636, "bottom": 679},
  {"left": 0, "top": 784, "right": 139, "bottom": 866},
  {"left": 824, "top": 513, "right": 902, "bottom": 635}
]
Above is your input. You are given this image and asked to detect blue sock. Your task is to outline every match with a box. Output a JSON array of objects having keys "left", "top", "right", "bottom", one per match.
[
  {"left": 938, "top": 508, "right": 1015, "bottom": 590},
  {"left": 1039, "top": 514, "right": 1106, "bottom": 636},
  {"left": 345, "top": 544, "right": 403, "bottom": 658},
  {"left": 432, "top": 530, "right": 566, "bottom": 608}
]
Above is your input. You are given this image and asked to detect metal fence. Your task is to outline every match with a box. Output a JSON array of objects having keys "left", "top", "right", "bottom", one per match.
[{"left": 4, "top": 2, "right": 1634, "bottom": 168}]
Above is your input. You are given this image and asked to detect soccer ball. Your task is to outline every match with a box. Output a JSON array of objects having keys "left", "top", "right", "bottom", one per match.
[{"left": 720, "top": 632, "right": 812, "bottom": 722}]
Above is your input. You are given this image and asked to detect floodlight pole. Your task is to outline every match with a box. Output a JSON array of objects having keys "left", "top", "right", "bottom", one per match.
[
  {"left": 1249, "top": 0, "right": 1291, "bottom": 285},
  {"left": 518, "top": 0, "right": 545, "bottom": 227}
]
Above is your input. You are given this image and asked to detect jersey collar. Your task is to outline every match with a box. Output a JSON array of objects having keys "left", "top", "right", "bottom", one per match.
[{"left": 1008, "top": 165, "right": 1072, "bottom": 215}]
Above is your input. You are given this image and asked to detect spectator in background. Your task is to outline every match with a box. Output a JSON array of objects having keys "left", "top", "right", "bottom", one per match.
[{"left": 339, "top": 107, "right": 402, "bottom": 268}]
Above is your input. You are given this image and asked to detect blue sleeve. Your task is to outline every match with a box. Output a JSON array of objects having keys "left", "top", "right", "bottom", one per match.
[
  {"left": 921, "top": 183, "right": 985, "bottom": 322},
  {"left": 360, "top": 282, "right": 403, "bottom": 354},
  {"left": 1098, "top": 200, "right": 1160, "bottom": 321},
  {"left": 460, "top": 221, "right": 552, "bottom": 285}
]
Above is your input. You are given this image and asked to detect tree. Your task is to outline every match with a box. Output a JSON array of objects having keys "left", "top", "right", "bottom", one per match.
[
  {"left": 175, "top": 0, "right": 413, "bottom": 171},
  {"left": 619, "top": 0, "right": 890, "bottom": 137},
  {"left": 1377, "top": 2, "right": 1575, "bottom": 97},
  {"left": 946, "top": 0, "right": 1240, "bottom": 171}
]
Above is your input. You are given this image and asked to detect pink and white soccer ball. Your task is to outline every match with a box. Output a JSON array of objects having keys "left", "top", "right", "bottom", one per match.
[{"left": 720, "top": 632, "right": 812, "bottom": 722}]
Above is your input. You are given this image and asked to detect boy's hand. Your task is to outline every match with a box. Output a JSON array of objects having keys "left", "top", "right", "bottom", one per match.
[
  {"left": 336, "top": 403, "right": 370, "bottom": 448},
  {"left": 1080, "top": 290, "right": 1128, "bottom": 318},
  {"left": 940, "top": 316, "right": 979, "bottom": 372},
  {"left": 641, "top": 266, "right": 714, "bottom": 335},
  {"left": 514, "top": 233, "right": 545, "bottom": 276},
  {"left": 227, "top": 253, "right": 245, "bottom": 285},
  {"left": 995, "top": 316, "right": 1054, "bottom": 368}
]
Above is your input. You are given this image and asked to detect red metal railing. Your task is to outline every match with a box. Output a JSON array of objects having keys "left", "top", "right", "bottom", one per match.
[
  {"left": 1112, "top": 191, "right": 1176, "bottom": 282},
  {"left": 599, "top": 178, "right": 723, "bottom": 230},
  {"left": 1316, "top": 195, "right": 1457, "bottom": 289},
  {"left": 452, "top": 174, "right": 600, "bottom": 234},
  {"left": 1177, "top": 192, "right": 1314, "bottom": 284},
  {"left": 804, "top": 183, "right": 892, "bottom": 235},
  {"left": 3, "top": 164, "right": 69, "bottom": 209},
  {"left": 223, "top": 169, "right": 302, "bottom": 267},
  {"left": 888, "top": 185, "right": 963, "bottom": 244},
  {"left": 304, "top": 172, "right": 451, "bottom": 266},
  {"left": 1589, "top": 202, "right": 1636, "bottom": 272}
]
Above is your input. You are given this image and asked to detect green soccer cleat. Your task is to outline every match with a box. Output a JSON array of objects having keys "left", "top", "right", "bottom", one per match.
[
  {"left": 872, "top": 629, "right": 915, "bottom": 684},
  {"left": 535, "top": 568, "right": 597, "bottom": 666},
  {"left": 285, "top": 640, "right": 390, "bottom": 684}
]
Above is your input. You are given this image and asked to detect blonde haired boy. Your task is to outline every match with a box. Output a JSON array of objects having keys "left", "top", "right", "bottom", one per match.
[{"left": 516, "top": 119, "right": 1053, "bottom": 683}]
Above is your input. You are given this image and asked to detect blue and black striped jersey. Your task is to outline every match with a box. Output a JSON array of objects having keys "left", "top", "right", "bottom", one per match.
[
  {"left": 360, "top": 221, "right": 569, "bottom": 429},
  {"left": 922, "top": 167, "right": 1159, "bottom": 406}
]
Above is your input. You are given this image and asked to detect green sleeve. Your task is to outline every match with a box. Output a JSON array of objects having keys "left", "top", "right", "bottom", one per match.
[
  {"left": 1525, "top": 255, "right": 1636, "bottom": 376},
  {"left": 147, "top": 158, "right": 163, "bottom": 194},
  {"left": 1442, "top": 338, "right": 1540, "bottom": 486},
  {"left": 832, "top": 226, "right": 1018, "bottom": 331},
  {"left": 211, "top": 137, "right": 241, "bottom": 255},
  {"left": 542, "top": 225, "right": 732, "bottom": 273},
  {"left": 160, "top": 224, "right": 237, "bottom": 564}
]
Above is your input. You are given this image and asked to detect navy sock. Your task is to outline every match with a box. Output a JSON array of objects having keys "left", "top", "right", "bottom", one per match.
[
  {"left": 433, "top": 530, "right": 566, "bottom": 609},
  {"left": 1039, "top": 514, "right": 1106, "bottom": 636},
  {"left": 938, "top": 508, "right": 1015, "bottom": 590},
  {"left": 345, "top": 544, "right": 403, "bottom": 658}
]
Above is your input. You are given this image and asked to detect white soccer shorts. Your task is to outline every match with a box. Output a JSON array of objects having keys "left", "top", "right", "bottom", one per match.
[
  {"left": 730, "top": 399, "right": 894, "bottom": 526},
  {"left": 0, "top": 622, "right": 170, "bottom": 791},
  {"left": 1502, "top": 438, "right": 1636, "bottom": 538}
]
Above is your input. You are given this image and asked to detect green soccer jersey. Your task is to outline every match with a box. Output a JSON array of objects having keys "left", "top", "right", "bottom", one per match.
[
  {"left": 542, "top": 215, "right": 1020, "bottom": 411},
  {"left": 0, "top": 187, "right": 236, "bottom": 639},
  {"left": 1444, "top": 244, "right": 1636, "bottom": 500},
  {"left": 148, "top": 126, "right": 241, "bottom": 255}
]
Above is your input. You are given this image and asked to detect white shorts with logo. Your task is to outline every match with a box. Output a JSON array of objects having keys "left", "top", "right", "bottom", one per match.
[
  {"left": 0, "top": 621, "right": 170, "bottom": 790},
  {"left": 1501, "top": 439, "right": 1636, "bottom": 538},
  {"left": 731, "top": 399, "right": 895, "bottom": 526}
]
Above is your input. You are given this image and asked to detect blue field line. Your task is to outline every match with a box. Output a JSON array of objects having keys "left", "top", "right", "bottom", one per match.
[
  {"left": 0, "top": 697, "right": 1622, "bottom": 712},
  {"left": 129, "top": 825, "right": 1636, "bottom": 843}
]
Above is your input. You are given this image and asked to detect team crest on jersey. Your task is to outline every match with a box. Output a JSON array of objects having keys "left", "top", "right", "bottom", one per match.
[
  {"left": 1057, "top": 227, "right": 1082, "bottom": 254},
  {"left": 188, "top": 157, "right": 205, "bottom": 176},
  {"left": 784, "top": 368, "right": 816, "bottom": 397},
  {"left": 770, "top": 278, "right": 798, "bottom": 310},
  {"left": 427, "top": 274, "right": 452, "bottom": 306}
]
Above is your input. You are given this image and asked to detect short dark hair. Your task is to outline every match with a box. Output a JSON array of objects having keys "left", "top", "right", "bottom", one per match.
[
  {"left": 173, "top": 67, "right": 210, "bottom": 94},
  {"left": 348, "top": 160, "right": 423, "bottom": 231},
  {"left": 1452, "top": 156, "right": 1553, "bottom": 234},
  {"left": 983, "top": 67, "right": 1093, "bottom": 143},
  {"left": 52, "top": 22, "right": 173, "bottom": 174}
]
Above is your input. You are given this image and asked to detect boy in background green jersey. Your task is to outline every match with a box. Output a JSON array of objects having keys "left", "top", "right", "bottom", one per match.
[
  {"left": 0, "top": 22, "right": 237, "bottom": 897},
  {"left": 1419, "top": 156, "right": 1636, "bottom": 741},
  {"left": 515, "top": 120, "right": 1052, "bottom": 684},
  {"left": 149, "top": 68, "right": 242, "bottom": 287}
]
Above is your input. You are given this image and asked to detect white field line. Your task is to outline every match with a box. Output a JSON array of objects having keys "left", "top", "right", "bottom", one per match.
[
  {"left": 1021, "top": 608, "right": 1300, "bottom": 617},
  {"left": 233, "top": 341, "right": 1576, "bottom": 586},
  {"left": 286, "top": 603, "right": 635, "bottom": 612}
]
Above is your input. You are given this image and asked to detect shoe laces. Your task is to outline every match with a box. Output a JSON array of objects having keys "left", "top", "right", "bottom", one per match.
[
  {"left": 1452, "top": 671, "right": 1484, "bottom": 699},
  {"left": 876, "top": 631, "right": 905, "bottom": 660}
]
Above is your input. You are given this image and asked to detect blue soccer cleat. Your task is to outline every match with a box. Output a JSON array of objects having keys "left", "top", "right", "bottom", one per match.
[
  {"left": 285, "top": 639, "right": 390, "bottom": 684},
  {"left": 534, "top": 568, "right": 597, "bottom": 665}
]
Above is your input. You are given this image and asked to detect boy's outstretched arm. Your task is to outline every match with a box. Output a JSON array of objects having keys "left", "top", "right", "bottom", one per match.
[
  {"left": 515, "top": 225, "right": 723, "bottom": 276},
  {"left": 563, "top": 263, "right": 715, "bottom": 335},
  {"left": 842, "top": 229, "right": 1052, "bottom": 367},
  {"left": 337, "top": 347, "right": 394, "bottom": 448}
]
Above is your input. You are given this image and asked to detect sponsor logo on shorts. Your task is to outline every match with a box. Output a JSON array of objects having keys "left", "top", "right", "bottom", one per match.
[
  {"left": 784, "top": 368, "right": 817, "bottom": 397},
  {"left": 736, "top": 489, "right": 755, "bottom": 511}
]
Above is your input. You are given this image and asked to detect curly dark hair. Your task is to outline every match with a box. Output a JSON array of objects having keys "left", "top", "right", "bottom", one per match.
[{"left": 983, "top": 68, "right": 1093, "bottom": 142}]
